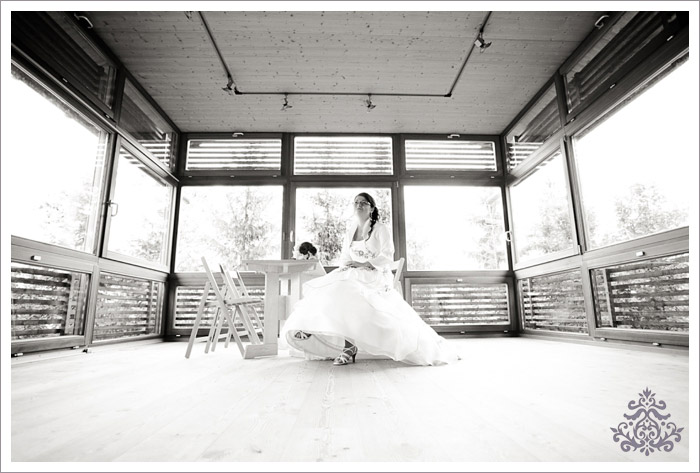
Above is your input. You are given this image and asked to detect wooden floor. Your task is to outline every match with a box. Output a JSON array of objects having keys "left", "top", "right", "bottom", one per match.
[{"left": 10, "top": 337, "right": 690, "bottom": 462}]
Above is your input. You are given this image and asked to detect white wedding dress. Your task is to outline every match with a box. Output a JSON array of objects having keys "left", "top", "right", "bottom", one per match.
[{"left": 282, "top": 222, "right": 460, "bottom": 366}]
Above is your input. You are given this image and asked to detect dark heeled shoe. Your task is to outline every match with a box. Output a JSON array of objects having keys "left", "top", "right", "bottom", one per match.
[{"left": 333, "top": 345, "right": 357, "bottom": 365}]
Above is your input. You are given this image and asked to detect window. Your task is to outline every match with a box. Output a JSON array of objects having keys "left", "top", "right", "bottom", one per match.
[
  {"left": 591, "top": 253, "right": 688, "bottom": 332},
  {"left": 105, "top": 148, "right": 174, "bottom": 266},
  {"left": 509, "top": 152, "right": 574, "bottom": 263},
  {"left": 185, "top": 138, "right": 282, "bottom": 172},
  {"left": 519, "top": 270, "right": 587, "bottom": 333},
  {"left": 94, "top": 273, "right": 164, "bottom": 341},
  {"left": 294, "top": 136, "right": 393, "bottom": 175},
  {"left": 572, "top": 58, "right": 691, "bottom": 249},
  {"left": 120, "top": 79, "right": 177, "bottom": 169},
  {"left": 405, "top": 139, "right": 496, "bottom": 171},
  {"left": 11, "top": 12, "right": 117, "bottom": 109},
  {"left": 7, "top": 64, "right": 109, "bottom": 253},
  {"left": 564, "top": 12, "right": 685, "bottom": 113},
  {"left": 175, "top": 186, "right": 283, "bottom": 272},
  {"left": 11, "top": 262, "right": 90, "bottom": 340},
  {"left": 294, "top": 187, "right": 393, "bottom": 266},
  {"left": 505, "top": 84, "right": 559, "bottom": 171},
  {"left": 404, "top": 186, "right": 507, "bottom": 270}
]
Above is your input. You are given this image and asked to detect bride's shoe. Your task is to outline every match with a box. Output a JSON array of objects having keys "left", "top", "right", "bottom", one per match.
[
  {"left": 293, "top": 331, "right": 311, "bottom": 340},
  {"left": 333, "top": 345, "right": 358, "bottom": 365}
]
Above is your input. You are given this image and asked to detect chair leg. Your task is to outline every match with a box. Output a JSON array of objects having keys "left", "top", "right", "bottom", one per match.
[{"left": 186, "top": 281, "right": 210, "bottom": 359}]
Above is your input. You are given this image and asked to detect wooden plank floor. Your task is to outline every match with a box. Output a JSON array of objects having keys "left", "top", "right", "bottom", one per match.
[{"left": 10, "top": 337, "right": 689, "bottom": 462}]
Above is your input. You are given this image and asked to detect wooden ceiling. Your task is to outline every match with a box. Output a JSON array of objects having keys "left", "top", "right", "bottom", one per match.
[{"left": 87, "top": 10, "right": 603, "bottom": 134}]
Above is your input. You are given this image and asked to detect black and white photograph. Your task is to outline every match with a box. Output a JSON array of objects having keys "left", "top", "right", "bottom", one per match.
[{"left": 1, "top": 1, "right": 698, "bottom": 470}]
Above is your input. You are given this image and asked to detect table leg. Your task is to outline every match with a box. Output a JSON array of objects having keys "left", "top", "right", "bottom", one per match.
[{"left": 262, "top": 271, "right": 280, "bottom": 355}]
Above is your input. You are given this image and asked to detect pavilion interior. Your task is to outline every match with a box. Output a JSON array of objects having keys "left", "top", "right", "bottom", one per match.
[{"left": 5, "top": 8, "right": 695, "bottom": 465}]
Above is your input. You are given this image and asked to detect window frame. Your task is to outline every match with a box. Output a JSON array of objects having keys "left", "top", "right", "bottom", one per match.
[
  {"left": 401, "top": 134, "right": 503, "bottom": 179},
  {"left": 566, "top": 49, "right": 691, "bottom": 254},
  {"left": 117, "top": 72, "right": 181, "bottom": 174},
  {"left": 506, "top": 142, "right": 580, "bottom": 270},
  {"left": 8, "top": 58, "right": 117, "bottom": 257},
  {"left": 101, "top": 137, "right": 178, "bottom": 272},
  {"left": 10, "top": 12, "right": 120, "bottom": 119},
  {"left": 501, "top": 79, "right": 563, "bottom": 173}
]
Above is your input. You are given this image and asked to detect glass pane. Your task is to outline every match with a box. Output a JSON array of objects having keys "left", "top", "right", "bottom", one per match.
[
  {"left": 121, "top": 79, "right": 176, "bottom": 169},
  {"left": 294, "top": 136, "right": 393, "bottom": 175},
  {"left": 405, "top": 140, "right": 496, "bottom": 171},
  {"left": 411, "top": 282, "right": 509, "bottom": 326},
  {"left": 107, "top": 148, "right": 173, "bottom": 265},
  {"left": 176, "top": 186, "right": 283, "bottom": 272},
  {"left": 295, "top": 188, "right": 393, "bottom": 266},
  {"left": 572, "top": 59, "right": 691, "bottom": 248},
  {"left": 404, "top": 186, "right": 507, "bottom": 270},
  {"left": 509, "top": 152, "right": 574, "bottom": 262},
  {"left": 11, "top": 262, "right": 89, "bottom": 340},
  {"left": 565, "top": 12, "right": 671, "bottom": 113},
  {"left": 591, "top": 253, "right": 689, "bottom": 332},
  {"left": 186, "top": 138, "right": 281, "bottom": 171},
  {"left": 519, "top": 271, "right": 587, "bottom": 333},
  {"left": 505, "top": 84, "right": 559, "bottom": 171},
  {"left": 94, "top": 274, "right": 163, "bottom": 341},
  {"left": 6, "top": 64, "right": 108, "bottom": 252},
  {"left": 11, "top": 12, "right": 117, "bottom": 108}
]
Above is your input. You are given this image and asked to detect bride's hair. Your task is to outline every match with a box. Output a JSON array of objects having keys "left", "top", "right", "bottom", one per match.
[{"left": 357, "top": 192, "right": 379, "bottom": 240}]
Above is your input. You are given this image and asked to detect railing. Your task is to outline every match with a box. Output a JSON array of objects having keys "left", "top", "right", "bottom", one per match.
[
  {"left": 409, "top": 281, "right": 510, "bottom": 327},
  {"left": 11, "top": 262, "right": 89, "bottom": 340},
  {"left": 592, "top": 253, "right": 689, "bottom": 332},
  {"left": 519, "top": 270, "right": 588, "bottom": 333}
]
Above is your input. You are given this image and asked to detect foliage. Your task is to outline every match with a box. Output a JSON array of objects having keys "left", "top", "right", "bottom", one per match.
[{"left": 613, "top": 183, "right": 685, "bottom": 241}]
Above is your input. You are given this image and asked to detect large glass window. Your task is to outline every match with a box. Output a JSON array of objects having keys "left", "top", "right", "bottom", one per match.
[
  {"left": 6, "top": 64, "right": 109, "bottom": 252},
  {"left": 295, "top": 187, "right": 392, "bottom": 266},
  {"left": 120, "top": 79, "right": 177, "bottom": 170},
  {"left": 509, "top": 152, "right": 574, "bottom": 263},
  {"left": 176, "top": 186, "right": 283, "bottom": 272},
  {"left": 572, "top": 58, "right": 691, "bottom": 248},
  {"left": 106, "top": 148, "right": 174, "bottom": 266},
  {"left": 404, "top": 186, "right": 507, "bottom": 270}
]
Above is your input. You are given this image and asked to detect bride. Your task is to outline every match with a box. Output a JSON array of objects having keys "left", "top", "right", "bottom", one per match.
[{"left": 282, "top": 192, "right": 460, "bottom": 366}]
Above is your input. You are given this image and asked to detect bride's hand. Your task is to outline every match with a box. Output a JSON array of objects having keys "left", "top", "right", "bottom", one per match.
[{"left": 347, "top": 261, "right": 373, "bottom": 269}]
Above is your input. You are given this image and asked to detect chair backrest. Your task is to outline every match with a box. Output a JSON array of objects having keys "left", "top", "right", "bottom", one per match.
[{"left": 389, "top": 257, "right": 405, "bottom": 295}]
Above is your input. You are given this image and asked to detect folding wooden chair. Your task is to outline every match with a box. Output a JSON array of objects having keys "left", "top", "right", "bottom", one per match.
[
  {"left": 184, "top": 257, "right": 262, "bottom": 358},
  {"left": 216, "top": 263, "right": 264, "bottom": 349}
]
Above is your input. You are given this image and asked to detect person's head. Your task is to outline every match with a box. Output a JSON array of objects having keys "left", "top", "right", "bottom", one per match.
[
  {"left": 353, "top": 192, "right": 380, "bottom": 238},
  {"left": 298, "top": 242, "right": 317, "bottom": 259}
]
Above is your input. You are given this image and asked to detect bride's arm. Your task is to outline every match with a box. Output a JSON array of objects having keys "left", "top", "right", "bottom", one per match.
[{"left": 366, "top": 224, "right": 394, "bottom": 268}]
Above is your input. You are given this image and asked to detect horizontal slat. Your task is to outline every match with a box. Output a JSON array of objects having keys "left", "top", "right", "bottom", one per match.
[
  {"left": 405, "top": 140, "right": 496, "bottom": 171},
  {"left": 187, "top": 139, "right": 281, "bottom": 170},
  {"left": 294, "top": 136, "right": 393, "bottom": 175}
]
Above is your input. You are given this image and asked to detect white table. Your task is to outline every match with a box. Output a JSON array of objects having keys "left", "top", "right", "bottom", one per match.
[{"left": 240, "top": 259, "right": 318, "bottom": 358}]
